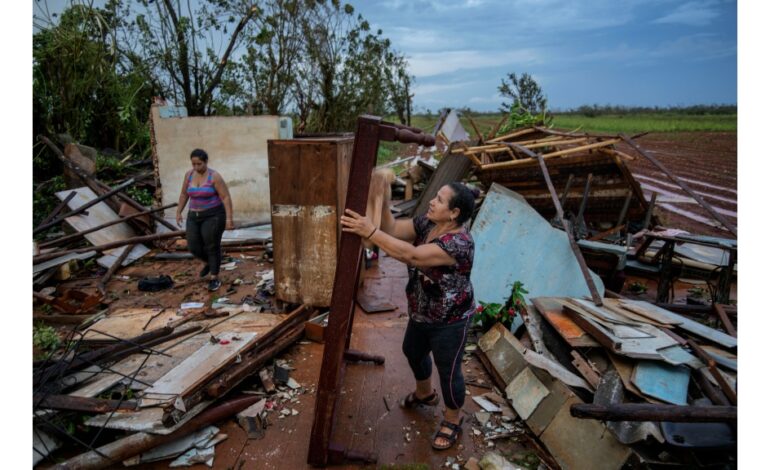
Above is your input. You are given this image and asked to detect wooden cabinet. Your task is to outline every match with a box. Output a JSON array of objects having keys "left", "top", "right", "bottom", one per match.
[{"left": 267, "top": 137, "right": 354, "bottom": 306}]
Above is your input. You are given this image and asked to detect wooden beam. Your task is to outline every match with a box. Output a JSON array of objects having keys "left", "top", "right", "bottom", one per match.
[
  {"left": 571, "top": 403, "right": 736, "bottom": 423},
  {"left": 97, "top": 244, "right": 135, "bottom": 295},
  {"left": 39, "top": 203, "right": 177, "bottom": 249},
  {"left": 486, "top": 114, "right": 508, "bottom": 140},
  {"left": 34, "top": 394, "right": 137, "bottom": 413},
  {"left": 480, "top": 139, "right": 621, "bottom": 171},
  {"left": 713, "top": 304, "right": 737, "bottom": 338},
  {"left": 33, "top": 230, "right": 185, "bottom": 265},
  {"left": 587, "top": 224, "right": 627, "bottom": 242},
  {"left": 35, "top": 191, "right": 77, "bottom": 232},
  {"left": 487, "top": 127, "right": 538, "bottom": 143},
  {"left": 33, "top": 178, "right": 137, "bottom": 234},
  {"left": 513, "top": 143, "right": 603, "bottom": 305},
  {"left": 466, "top": 115, "right": 485, "bottom": 143},
  {"left": 687, "top": 339, "right": 737, "bottom": 405}
]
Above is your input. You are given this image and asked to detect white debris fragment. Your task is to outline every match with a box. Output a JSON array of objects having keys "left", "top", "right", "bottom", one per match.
[{"left": 286, "top": 377, "right": 301, "bottom": 389}]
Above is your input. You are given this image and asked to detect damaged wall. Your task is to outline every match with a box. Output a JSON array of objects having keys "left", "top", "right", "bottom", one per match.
[{"left": 151, "top": 104, "right": 293, "bottom": 225}]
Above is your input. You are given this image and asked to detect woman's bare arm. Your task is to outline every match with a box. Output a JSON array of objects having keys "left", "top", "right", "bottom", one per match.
[{"left": 213, "top": 173, "right": 234, "bottom": 230}]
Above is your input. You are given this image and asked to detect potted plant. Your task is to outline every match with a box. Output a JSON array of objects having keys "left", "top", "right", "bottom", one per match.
[{"left": 472, "top": 281, "right": 529, "bottom": 332}]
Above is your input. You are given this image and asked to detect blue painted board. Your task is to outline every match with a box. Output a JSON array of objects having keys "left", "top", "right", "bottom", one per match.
[
  {"left": 632, "top": 360, "right": 690, "bottom": 405},
  {"left": 470, "top": 183, "right": 604, "bottom": 305}
]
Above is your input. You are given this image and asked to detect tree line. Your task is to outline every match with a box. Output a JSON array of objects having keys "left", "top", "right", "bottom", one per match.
[{"left": 33, "top": 0, "right": 413, "bottom": 165}]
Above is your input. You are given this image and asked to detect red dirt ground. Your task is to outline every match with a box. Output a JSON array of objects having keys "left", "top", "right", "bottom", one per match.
[{"left": 617, "top": 132, "right": 737, "bottom": 239}]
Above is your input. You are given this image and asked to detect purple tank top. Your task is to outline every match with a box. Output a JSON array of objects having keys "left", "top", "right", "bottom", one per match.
[{"left": 187, "top": 169, "right": 223, "bottom": 211}]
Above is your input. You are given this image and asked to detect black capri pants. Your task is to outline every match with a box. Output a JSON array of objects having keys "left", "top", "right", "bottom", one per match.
[
  {"left": 402, "top": 317, "right": 471, "bottom": 410},
  {"left": 185, "top": 204, "right": 226, "bottom": 275}
]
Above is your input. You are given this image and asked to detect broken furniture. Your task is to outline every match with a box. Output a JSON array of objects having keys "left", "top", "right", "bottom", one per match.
[
  {"left": 267, "top": 136, "right": 354, "bottom": 307},
  {"left": 463, "top": 127, "right": 651, "bottom": 235},
  {"left": 630, "top": 231, "right": 737, "bottom": 304},
  {"left": 307, "top": 115, "right": 435, "bottom": 466}
]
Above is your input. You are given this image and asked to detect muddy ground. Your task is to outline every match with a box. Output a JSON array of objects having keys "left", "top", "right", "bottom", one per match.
[{"left": 617, "top": 132, "right": 737, "bottom": 238}]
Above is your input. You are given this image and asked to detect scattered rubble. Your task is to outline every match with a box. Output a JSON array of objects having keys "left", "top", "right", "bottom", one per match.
[{"left": 32, "top": 110, "right": 736, "bottom": 468}]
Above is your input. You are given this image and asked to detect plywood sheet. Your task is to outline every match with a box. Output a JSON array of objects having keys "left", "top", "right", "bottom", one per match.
[
  {"left": 82, "top": 308, "right": 177, "bottom": 341},
  {"left": 55, "top": 187, "right": 150, "bottom": 268},
  {"left": 532, "top": 297, "right": 600, "bottom": 347},
  {"left": 140, "top": 332, "right": 257, "bottom": 405}
]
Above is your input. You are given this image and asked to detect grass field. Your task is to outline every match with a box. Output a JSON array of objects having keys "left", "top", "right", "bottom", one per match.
[
  {"left": 377, "top": 111, "right": 736, "bottom": 163},
  {"left": 403, "top": 112, "right": 736, "bottom": 135}
]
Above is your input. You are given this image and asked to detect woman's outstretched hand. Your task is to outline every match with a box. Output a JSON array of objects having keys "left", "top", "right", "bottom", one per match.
[{"left": 340, "top": 208, "right": 376, "bottom": 239}]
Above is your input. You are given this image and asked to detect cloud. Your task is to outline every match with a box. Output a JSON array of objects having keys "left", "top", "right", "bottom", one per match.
[
  {"left": 569, "top": 34, "right": 735, "bottom": 66},
  {"left": 387, "top": 27, "right": 454, "bottom": 52},
  {"left": 653, "top": 0, "right": 722, "bottom": 26},
  {"left": 407, "top": 49, "right": 543, "bottom": 77},
  {"left": 412, "top": 81, "right": 476, "bottom": 96},
  {"left": 469, "top": 93, "right": 501, "bottom": 104},
  {"left": 649, "top": 33, "right": 736, "bottom": 61}
]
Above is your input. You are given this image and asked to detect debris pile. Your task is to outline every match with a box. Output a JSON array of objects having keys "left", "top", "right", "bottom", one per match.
[{"left": 32, "top": 109, "right": 737, "bottom": 468}]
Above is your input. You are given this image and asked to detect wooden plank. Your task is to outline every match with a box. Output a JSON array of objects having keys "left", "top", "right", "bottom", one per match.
[
  {"left": 487, "top": 127, "right": 538, "bottom": 142},
  {"left": 308, "top": 116, "right": 382, "bottom": 466},
  {"left": 713, "top": 304, "right": 737, "bottom": 337},
  {"left": 82, "top": 308, "right": 179, "bottom": 341},
  {"left": 563, "top": 303, "right": 622, "bottom": 351},
  {"left": 602, "top": 299, "right": 672, "bottom": 328},
  {"left": 570, "top": 351, "right": 602, "bottom": 389},
  {"left": 567, "top": 300, "right": 679, "bottom": 360},
  {"left": 480, "top": 139, "right": 621, "bottom": 170},
  {"left": 620, "top": 300, "right": 737, "bottom": 349},
  {"left": 532, "top": 298, "right": 600, "bottom": 347},
  {"left": 140, "top": 332, "right": 258, "bottom": 405}
]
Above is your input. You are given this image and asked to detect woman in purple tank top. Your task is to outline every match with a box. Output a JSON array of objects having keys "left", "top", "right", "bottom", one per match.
[{"left": 175, "top": 149, "right": 234, "bottom": 291}]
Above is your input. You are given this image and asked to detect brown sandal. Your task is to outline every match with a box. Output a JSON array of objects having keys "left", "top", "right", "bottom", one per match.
[
  {"left": 399, "top": 390, "right": 439, "bottom": 409},
  {"left": 432, "top": 417, "right": 463, "bottom": 450}
]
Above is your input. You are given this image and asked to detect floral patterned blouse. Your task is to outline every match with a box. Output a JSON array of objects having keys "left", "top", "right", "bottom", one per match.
[{"left": 406, "top": 215, "right": 475, "bottom": 324}]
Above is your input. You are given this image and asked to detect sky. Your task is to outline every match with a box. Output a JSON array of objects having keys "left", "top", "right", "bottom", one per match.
[{"left": 346, "top": 0, "right": 737, "bottom": 112}]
